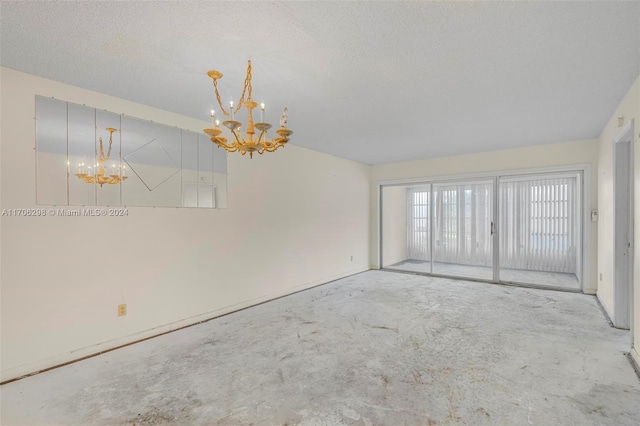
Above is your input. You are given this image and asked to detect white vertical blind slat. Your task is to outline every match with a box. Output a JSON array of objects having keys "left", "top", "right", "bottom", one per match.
[{"left": 498, "top": 176, "right": 577, "bottom": 273}]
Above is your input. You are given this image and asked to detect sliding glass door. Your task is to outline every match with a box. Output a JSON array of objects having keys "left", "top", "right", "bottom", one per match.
[
  {"left": 498, "top": 174, "right": 581, "bottom": 289},
  {"left": 432, "top": 180, "right": 494, "bottom": 280},
  {"left": 380, "top": 169, "right": 584, "bottom": 290}
]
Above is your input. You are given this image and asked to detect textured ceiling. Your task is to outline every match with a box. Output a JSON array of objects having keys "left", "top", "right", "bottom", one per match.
[{"left": 2, "top": 1, "right": 639, "bottom": 165}]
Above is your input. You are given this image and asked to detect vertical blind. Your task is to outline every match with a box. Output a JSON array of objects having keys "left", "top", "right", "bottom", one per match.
[
  {"left": 433, "top": 182, "right": 493, "bottom": 267},
  {"left": 499, "top": 176, "right": 578, "bottom": 273},
  {"left": 407, "top": 187, "right": 431, "bottom": 261},
  {"left": 407, "top": 182, "right": 493, "bottom": 267},
  {"left": 405, "top": 175, "right": 579, "bottom": 276}
]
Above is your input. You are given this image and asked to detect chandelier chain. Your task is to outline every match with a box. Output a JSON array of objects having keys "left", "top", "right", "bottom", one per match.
[
  {"left": 98, "top": 135, "right": 113, "bottom": 162},
  {"left": 212, "top": 79, "right": 229, "bottom": 117},
  {"left": 236, "top": 60, "right": 252, "bottom": 113},
  {"left": 212, "top": 61, "right": 253, "bottom": 116}
]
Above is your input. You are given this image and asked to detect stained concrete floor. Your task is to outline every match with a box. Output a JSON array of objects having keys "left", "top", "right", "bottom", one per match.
[
  {"left": 388, "top": 260, "right": 580, "bottom": 290},
  {"left": 1, "top": 270, "right": 638, "bottom": 425}
]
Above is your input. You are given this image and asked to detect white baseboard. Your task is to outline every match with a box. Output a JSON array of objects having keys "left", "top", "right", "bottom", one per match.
[
  {"left": 1, "top": 266, "right": 370, "bottom": 383},
  {"left": 632, "top": 347, "right": 640, "bottom": 370},
  {"left": 596, "top": 293, "right": 615, "bottom": 325},
  {"left": 380, "top": 257, "right": 407, "bottom": 267}
]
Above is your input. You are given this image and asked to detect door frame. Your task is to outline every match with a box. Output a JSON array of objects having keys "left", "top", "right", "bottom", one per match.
[
  {"left": 377, "top": 164, "right": 592, "bottom": 292},
  {"left": 613, "top": 119, "right": 634, "bottom": 329}
]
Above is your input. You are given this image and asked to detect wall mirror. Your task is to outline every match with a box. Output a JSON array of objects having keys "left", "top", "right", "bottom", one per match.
[{"left": 35, "top": 96, "right": 228, "bottom": 209}]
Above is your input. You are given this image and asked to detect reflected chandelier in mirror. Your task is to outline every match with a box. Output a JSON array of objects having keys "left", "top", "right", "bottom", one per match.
[
  {"left": 35, "top": 96, "right": 228, "bottom": 209},
  {"left": 74, "top": 127, "right": 127, "bottom": 187}
]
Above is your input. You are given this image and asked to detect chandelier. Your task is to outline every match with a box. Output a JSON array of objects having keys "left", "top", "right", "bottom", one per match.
[
  {"left": 203, "top": 60, "right": 293, "bottom": 158},
  {"left": 74, "top": 127, "right": 127, "bottom": 186}
]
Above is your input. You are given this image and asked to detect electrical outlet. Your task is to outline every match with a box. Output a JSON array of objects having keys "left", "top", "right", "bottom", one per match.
[
  {"left": 118, "top": 304, "right": 127, "bottom": 317},
  {"left": 599, "top": 273, "right": 603, "bottom": 281}
]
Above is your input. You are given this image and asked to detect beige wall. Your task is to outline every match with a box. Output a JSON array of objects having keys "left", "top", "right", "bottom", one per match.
[
  {"left": 0, "top": 68, "right": 371, "bottom": 382},
  {"left": 596, "top": 74, "right": 640, "bottom": 365},
  {"left": 637, "top": 77, "right": 640, "bottom": 366},
  {"left": 637, "top": 77, "right": 640, "bottom": 367},
  {"left": 370, "top": 139, "right": 599, "bottom": 293},
  {"left": 381, "top": 186, "right": 407, "bottom": 266}
]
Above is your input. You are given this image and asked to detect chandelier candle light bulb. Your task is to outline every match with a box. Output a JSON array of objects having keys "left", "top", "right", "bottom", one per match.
[{"left": 204, "top": 60, "right": 293, "bottom": 158}]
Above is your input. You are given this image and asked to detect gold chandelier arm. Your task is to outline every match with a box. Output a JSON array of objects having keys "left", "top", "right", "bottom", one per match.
[
  {"left": 231, "top": 129, "right": 243, "bottom": 144},
  {"left": 262, "top": 139, "right": 287, "bottom": 152},
  {"left": 257, "top": 130, "right": 269, "bottom": 143},
  {"left": 212, "top": 137, "right": 238, "bottom": 152},
  {"left": 221, "top": 144, "right": 239, "bottom": 153}
]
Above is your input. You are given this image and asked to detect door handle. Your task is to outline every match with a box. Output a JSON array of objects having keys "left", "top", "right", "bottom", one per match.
[{"left": 491, "top": 221, "right": 495, "bottom": 235}]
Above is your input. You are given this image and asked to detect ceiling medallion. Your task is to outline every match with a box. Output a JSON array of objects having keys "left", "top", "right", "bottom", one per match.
[{"left": 204, "top": 60, "right": 293, "bottom": 158}]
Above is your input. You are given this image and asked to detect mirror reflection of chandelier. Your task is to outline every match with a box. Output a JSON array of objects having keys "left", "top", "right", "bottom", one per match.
[
  {"left": 74, "top": 127, "right": 127, "bottom": 186},
  {"left": 204, "top": 60, "right": 293, "bottom": 158}
]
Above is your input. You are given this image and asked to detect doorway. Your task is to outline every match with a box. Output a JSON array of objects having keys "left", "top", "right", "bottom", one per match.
[{"left": 613, "top": 120, "right": 634, "bottom": 329}]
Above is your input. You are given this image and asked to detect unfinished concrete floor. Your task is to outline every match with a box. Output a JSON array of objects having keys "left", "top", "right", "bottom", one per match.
[{"left": 1, "top": 270, "right": 638, "bottom": 425}]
